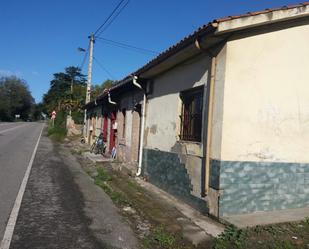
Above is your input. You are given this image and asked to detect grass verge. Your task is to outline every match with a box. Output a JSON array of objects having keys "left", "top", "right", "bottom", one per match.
[
  {"left": 47, "top": 111, "right": 67, "bottom": 142},
  {"left": 90, "top": 165, "right": 196, "bottom": 249},
  {"left": 214, "top": 219, "right": 309, "bottom": 249}
]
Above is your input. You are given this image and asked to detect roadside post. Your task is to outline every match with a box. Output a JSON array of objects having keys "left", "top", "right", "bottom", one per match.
[{"left": 51, "top": 110, "right": 56, "bottom": 127}]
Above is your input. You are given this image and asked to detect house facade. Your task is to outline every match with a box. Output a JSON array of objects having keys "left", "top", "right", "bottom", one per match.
[{"left": 84, "top": 3, "right": 309, "bottom": 221}]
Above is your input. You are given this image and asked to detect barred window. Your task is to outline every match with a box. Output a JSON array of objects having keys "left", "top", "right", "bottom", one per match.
[{"left": 179, "top": 87, "right": 203, "bottom": 142}]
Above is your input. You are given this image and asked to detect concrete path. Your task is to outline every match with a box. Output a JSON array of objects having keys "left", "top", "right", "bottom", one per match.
[
  {"left": 223, "top": 207, "right": 309, "bottom": 228},
  {"left": 0, "top": 122, "right": 43, "bottom": 242},
  {"left": 83, "top": 152, "right": 113, "bottom": 163},
  {"left": 9, "top": 129, "right": 138, "bottom": 249}
]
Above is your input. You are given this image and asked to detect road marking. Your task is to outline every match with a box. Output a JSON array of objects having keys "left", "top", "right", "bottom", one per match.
[
  {"left": 0, "top": 124, "right": 28, "bottom": 134},
  {"left": 0, "top": 124, "right": 44, "bottom": 249}
]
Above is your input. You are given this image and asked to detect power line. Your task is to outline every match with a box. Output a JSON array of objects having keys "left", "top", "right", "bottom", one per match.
[
  {"left": 93, "top": 56, "right": 115, "bottom": 79},
  {"left": 94, "top": 0, "right": 128, "bottom": 36},
  {"left": 96, "top": 37, "right": 159, "bottom": 55},
  {"left": 79, "top": 48, "right": 89, "bottom": 71},
  {"left": 96, "top": 0, "right": 130, "bottom": 37},
  {"left": 78, "top": 40, "right": 91, "bottom": 72}
]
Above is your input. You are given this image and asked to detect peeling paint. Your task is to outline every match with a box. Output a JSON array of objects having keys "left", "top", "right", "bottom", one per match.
[{"left": 149, "top": 125, "right": 157, "bottom": 134}]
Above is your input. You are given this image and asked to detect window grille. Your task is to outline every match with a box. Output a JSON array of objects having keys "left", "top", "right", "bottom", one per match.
[{"left": 179, "top": 87, "right": 203, "bottom": 142}]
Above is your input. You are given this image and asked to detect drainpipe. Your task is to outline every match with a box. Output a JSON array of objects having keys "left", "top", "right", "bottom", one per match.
[
  {"left": 133, "top": 76, "right": 146, "bottom": 176},
  {"left": 195, "top": 38, "right": 216, "bottom": 195},
  {"left": 108, "top": 92, "right": 117, "bottom": 105}
]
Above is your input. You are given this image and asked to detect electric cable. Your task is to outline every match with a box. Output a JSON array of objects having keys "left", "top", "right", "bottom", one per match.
[
  {"left": 96, "top": 37, "right": 159, "bottom": 55},
  {"left": 93, "top": 56, "right": 115, "bottom": 79}
]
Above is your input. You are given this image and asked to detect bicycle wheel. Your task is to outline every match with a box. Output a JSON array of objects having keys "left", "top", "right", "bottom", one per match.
[
  {"left": 90, "top": 142, "right": 96, "bottom": 153},
  {"left": 94, "top": 145, "right": 100, "bottom": 155}
]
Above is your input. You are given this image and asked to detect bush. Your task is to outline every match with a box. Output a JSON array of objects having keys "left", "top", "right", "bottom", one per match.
[
  {"left": 72, "top": 110, "right": 84, "bottom": 124},
  {"left": 48, "top": 111, "right": 67, "bottom": 141}
]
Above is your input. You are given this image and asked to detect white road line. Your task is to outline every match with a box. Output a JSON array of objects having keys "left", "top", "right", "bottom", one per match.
[
  {"left": 0, "top": 124, "right": 28, "bottom": 135},
  {"left": 0, "top": 124, "right": 44, "bottom": 249}
]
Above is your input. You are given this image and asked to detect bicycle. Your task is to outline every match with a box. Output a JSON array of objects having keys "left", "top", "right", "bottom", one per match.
[{"left": 90, "top": 133, "right": 106, "bottom": 155}]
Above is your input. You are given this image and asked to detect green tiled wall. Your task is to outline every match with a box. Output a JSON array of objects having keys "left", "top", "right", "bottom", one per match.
[
  {"left": 142, "top": 148, "right": 208, "bottom": 214},
  {"left": 211, "top": 160, "right": 309, "bottom": 216}
]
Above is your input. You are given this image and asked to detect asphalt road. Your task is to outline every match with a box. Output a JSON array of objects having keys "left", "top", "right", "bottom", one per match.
[
  {"left": 0, "top": 122, "right": 137, "bottom": 249},
  {"left": 0, "top": 122, "right": 44, "bottom": 242}
]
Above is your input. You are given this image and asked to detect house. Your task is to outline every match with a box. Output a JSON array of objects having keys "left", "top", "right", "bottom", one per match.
[{"left": 84, "top": 2, "right": 309, "bottom": 221}]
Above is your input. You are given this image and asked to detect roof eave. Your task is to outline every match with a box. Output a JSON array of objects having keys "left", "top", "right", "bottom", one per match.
[{"left": 216, "top": 4, "right": 309, "bottom": 34}]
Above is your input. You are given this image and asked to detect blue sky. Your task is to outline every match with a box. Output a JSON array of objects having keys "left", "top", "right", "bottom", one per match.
[{"left": 0, "top": 0, "right": 303, "bottom": 102}]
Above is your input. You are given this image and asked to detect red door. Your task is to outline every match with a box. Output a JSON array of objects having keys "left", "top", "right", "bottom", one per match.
[{"left": 109, "top": 112, "right": 117, "bottom": 152}]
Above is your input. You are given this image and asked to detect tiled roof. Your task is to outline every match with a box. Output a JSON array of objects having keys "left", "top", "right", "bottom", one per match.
[
  {"left": 215, "top": 2, "right": 309, "bottom": 22},
  {"left": 88, "top": 2, "right": 309, "bottom": 106},
  {"left": 129, "top": 2, "right": 309, "bottom": 80}
]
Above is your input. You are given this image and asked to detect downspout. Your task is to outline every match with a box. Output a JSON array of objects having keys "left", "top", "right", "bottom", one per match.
[
  {"left": 133, "top": 76, "right": 146, "bottom": 176},
  {"left": 195, "top": 38, "right": 216, "bottom": 194},
  {"left": 205, "top": 57, "right": 216, "bottom": 194},
  {"left": 108, "top": 92, "right": 117, "bottom": 105}
]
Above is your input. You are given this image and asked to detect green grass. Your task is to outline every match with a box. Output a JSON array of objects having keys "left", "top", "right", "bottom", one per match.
[
  {"left": 143, "top": 225, "right": 182, "bottom": 249},
  {"left": 213, "top": 218, "right": 309, "bottom": 249},
  {"left": 47, "top": 111, "right": 67, "bottom": 142},
  {"left": 214, "top": 225, "right": 247, "bottom": 249},
  {"left": 93, "top": 167, "right": 130, "bottom": 206}
]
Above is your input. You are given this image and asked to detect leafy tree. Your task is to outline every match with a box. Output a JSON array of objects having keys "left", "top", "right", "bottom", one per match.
[
  {"left": 32, "top": 103, "right": 46, "bottom": 121},
  {"left": 42, "top": 66, "right": 86, "bottom": 123},
  {"left": 0, "top": 76, "right": 34, "bottom": 121},
  {"left": 92, "top": 79, "right": 114, "bottom": 99}
]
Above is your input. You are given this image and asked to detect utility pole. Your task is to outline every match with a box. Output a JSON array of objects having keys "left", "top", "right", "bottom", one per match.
[
  {"left": 69, "top": 77, "right": 74, "bottom": 117},
  {"left": 83, "top": 33, "right": 95, "bottom": 136},
  {"left": 86, "top": 34, "right": 95, "bottom": 104}
]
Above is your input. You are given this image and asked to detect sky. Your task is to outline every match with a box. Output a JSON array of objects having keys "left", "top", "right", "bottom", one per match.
[{"left": 0, "top": 0, "right": 304, "bottom": 103}]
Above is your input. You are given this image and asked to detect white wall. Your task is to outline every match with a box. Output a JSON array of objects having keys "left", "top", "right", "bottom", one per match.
[
  {"left": 221, "top": 23, "right": 309, "bottom": 163},
  {"left": 145, "top": 54, "right": 211, "bottom": 151},
  {"left": 211, "top": 44, "right": 227, "bottom": 161}
]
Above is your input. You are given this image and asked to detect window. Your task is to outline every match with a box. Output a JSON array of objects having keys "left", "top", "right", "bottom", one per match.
[
  {"left": 122, "top": 109, "right": 126, "bottom": 138},
  {"left": 179, "top": 87, "right": 203, "bottom": 142}
]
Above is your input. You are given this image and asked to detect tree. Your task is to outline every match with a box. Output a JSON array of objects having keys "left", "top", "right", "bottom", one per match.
[
  {"left": 32, "top": 103, "right": 46, "bottom": 121},
  {"left": 42, "top": 66, "right": 87, "bottom": 123},
  {"left": 92, "top": 79, "right": 114, "bottom": 99},
  {"left": 0, "top": 76, "right": 34, "bottom": 121}
]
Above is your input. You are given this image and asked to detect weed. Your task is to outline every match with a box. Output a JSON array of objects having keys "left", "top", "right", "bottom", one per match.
[
  {"left": 214, "top": 225, "right": 247, "bottom": 249},
  {"left": 153, "top": 226, "right": 176, "bottom": 248},
  {"left": 253, "top": 225, "right": 262, "bottom": 235},
  {"left": 95, "top": 167, "right": 112, "bottom": 182},
  {"left": 127, "top": 179, "right": 141, "bottom": 191},
  {"left": 93, "top": 167, "right": 130, "bottom": 206},
  {"left": 263, "top": 225, "right": 279, "bottom": 236},
  {"left": 305, "top": 217, "right": 309, "bottom": 225},
  {"left": 272, "top": 240, "right": 295, "bottom": 249},
  {"left": 143, "top": 225, "right": 178, "bottom": 249}
]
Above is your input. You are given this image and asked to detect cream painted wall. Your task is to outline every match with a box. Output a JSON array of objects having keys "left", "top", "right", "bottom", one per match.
[
  {"left": 210, "top": 44, "right": 227, "bottom": 161},
  {"left": 145, "top": 54, "right": 211, "bottom": 151},
  {"left": 125, "top": 109, "right": 133, "bottom": 147},
  {"left": 221, "top": 23, "right": 309, "bottom": 163}
]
